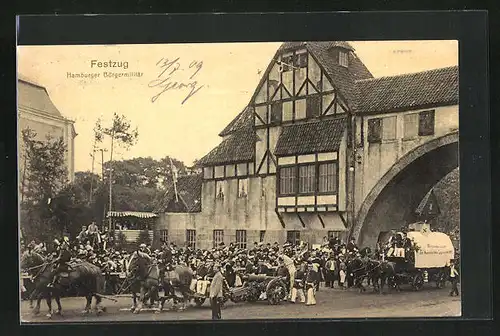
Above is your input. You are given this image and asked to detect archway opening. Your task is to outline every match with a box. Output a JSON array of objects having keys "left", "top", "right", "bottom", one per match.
[{"left": 358, "top": 141, "right": 459, "bottom": 248}]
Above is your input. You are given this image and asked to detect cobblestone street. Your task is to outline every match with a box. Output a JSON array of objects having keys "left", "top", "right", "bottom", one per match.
[{"left": 21, "top": 284, "right": 461, "bottom": 322}]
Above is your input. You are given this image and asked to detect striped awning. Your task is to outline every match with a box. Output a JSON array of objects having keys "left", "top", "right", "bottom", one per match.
[{"left": 106, "top": 211, "right": 159, "bottom": 219}]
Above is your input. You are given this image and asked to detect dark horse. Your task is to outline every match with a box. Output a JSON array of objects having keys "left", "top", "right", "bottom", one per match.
[
  {"left": 125, "top": 251, "right": 161, "bottom": 314},
  {"left": 20, "top": 252, "right": 106, "bottom": 318},
  {"left": 158, "top": 264, "right": 194, "bottom": 312},
  {"left": 347, "top": 257, "right": 398, "bottom": 294}
]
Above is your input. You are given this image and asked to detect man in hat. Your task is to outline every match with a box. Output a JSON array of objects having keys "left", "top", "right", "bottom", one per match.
[
  {"left": 47, "top": 239, "right": 72, "bottom": 288},
  {"left": 209, "top": 262, "right": 224, "bottom": 320},
  {"left": 87, "top": 221, "right": 101, "bottom": 247},
  {"left": 305, "top": 261, "right": 320, "bottom": 306},
  {"left": 449, "top": 259, "right": 460, "bottom": 296}
]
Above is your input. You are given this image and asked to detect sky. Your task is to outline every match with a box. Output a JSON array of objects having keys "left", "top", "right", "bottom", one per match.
[{"left": 17, "top": 40, "right": 458, "bottom": 173}]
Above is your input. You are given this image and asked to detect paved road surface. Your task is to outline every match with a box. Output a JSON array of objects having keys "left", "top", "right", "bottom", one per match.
[{"left": 20, "top": 283, "right": 461, "bottom": 322}]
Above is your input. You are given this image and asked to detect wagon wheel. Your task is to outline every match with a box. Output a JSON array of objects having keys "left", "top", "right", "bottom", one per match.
[
  {"left": 194, "top": 297, "right": 205, "bottom": 307},
  {"left": 412, "top": 273, "right": 424, "bottom": 291},
  {"left": 267, "top": 281, "right": 287, "bottom": 305}
]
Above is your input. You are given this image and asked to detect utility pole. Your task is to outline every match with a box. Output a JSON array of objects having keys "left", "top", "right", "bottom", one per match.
[
  {"left": 89, "top": 148, "right": 96, "bottom": 205},
  {"left": 108, "top": 130, "right": 115, "bottom": 234}
]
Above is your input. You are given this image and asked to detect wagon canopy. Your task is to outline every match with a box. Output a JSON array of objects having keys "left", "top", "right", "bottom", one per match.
[{"left": 407, "top": 231, "right": 454, "bottom": 268}]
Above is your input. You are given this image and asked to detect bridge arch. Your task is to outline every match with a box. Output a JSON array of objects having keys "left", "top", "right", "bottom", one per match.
[{"left": 353, "top": 131, "right": 459, "bottom": 248}]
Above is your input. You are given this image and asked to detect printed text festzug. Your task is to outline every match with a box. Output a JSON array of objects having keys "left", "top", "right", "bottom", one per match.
[{"left": 90, "top": 60, "right": 129, "bottom": 70}]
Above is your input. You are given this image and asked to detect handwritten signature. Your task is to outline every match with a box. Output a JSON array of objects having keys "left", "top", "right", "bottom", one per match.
[{"left": 148, "top": 57, "right": 204, "bottom": 104}]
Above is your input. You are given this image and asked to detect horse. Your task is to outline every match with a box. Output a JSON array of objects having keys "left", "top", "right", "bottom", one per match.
[
  {"left": 158, "top": 264, "right": 194, "bottom": 312},
  {"left": 125, "top": 251, "right": 161, "bottom": 314},
  {"left": 20, "top": 251, "right": 106, "bottom": 318},
  {"left": 346, "top": 257, "right": 370, "bottom": 293},
  {"left": 364, "top": 259, "right": 399, "bottom": 294}
]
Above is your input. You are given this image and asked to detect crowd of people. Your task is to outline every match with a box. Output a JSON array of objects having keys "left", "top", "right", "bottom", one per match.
[{"left": 21, "top": 223, "right": 460, "bottom": 308}]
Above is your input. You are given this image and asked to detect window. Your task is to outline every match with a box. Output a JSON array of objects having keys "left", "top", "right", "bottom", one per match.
[
  {"left": 213, "top": 230, "right": 224, "bottom": 248},
  {"left": 298, "top": 165, "right": 316, "bottom": 194},
  {"left": 306, "top": 95, "right": 321, "bottom": 118},
  {"left": 339, "top": 50, "right": 349, "bottom": 67},
  {"left": 419, "top": 110, "right": 435, "bottom": 136},
  {"left": 270, "top": 102, "right": 282, "bottom": 123},
  {"left": 186, "top": 230, "right": 196, "bottom": 249},
  {"left": 236, "top": 230, "right": 247, "bottom": 249},
  {"left": 403, "top": 113, "right": 419, "bottom": 139},
  {"left": 279, "top": 166, "right": 296, "bottom": 195},
  {"left": 295, "top": 99, "right": 306, "bottom": 120},
  {"left": 368, "top": 118, "right": 382, "bottom": 143},
  {"left": 159, "top": 229, "right": 168, "bottom": 243},
  {"left": 282, "top": 101, "right": 293, "bottom": 121},
  {"left": 260, "top": 230, "right": 266, "bottom": 242},
  {"left": 238, "top": 178, "right": 249, "bottom": 198},
  {"left": 327, "top": 231, "right": 342, "bottom": 239},
  {"left": 318, "top": 162, "right": 337, "bottom": 193},
  {"left": 215, "top": 180, "right": 226, "bottom": 200},
  {"left": 382, "top": 116, "right": 397, "bottom": 140},
  {"left": 287, "top": 231, "right": 301, "bottom": 246},
  {"left": 297, "top": 52, "right": 308, "bottom": 68},
  {"left": 281, "top": 55, "right": 294, "bottom": 72}
]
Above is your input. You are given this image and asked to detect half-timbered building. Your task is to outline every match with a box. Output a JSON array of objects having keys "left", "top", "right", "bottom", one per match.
[{"left": 155, "top": 41, "right": 458, "bottom": 249}]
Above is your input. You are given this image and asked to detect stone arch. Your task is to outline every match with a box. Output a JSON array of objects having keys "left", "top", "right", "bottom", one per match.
[{"left": 353, "top": 131, "right": 459, "bottom": 247}]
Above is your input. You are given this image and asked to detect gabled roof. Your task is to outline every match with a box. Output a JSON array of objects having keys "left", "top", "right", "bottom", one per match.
[
  {"left": 198, "top": 126, "right": 257, "bottom": 166},
  {"left": 155, "top": 174, "right": 202, "bottom": 213},
  {"left": 18, "top": 76, "right": 64, "bottom": 117},
  {"left": 219, "top": 106, "right": 254, "bottom": 137},
  {"left": 274, "top": 117, "right": 347, "bottom": 156},
  {"left": 355, "top": 66, "right": 458, "bottom": 113},
  {"left": 306, "top": 42, "right": 373, "bottom": 110},
  {"left": 218, "top": 41, "right": 373, "bottom": 137},
  {"left": 415, "top": 189, "right": 441, "bottom": 218}
]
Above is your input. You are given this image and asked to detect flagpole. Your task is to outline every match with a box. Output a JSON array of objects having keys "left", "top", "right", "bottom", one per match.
[{"left": 169, "top": 157, "right": 179, "bottom": 203}]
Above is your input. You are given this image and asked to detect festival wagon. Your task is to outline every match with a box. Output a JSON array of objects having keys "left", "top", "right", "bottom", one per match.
[{"left": 379, "top": 229, "right": 454, "bottom": 291}]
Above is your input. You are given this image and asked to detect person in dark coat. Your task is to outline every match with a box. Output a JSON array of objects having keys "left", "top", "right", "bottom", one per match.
[
  {"left": 47, "top": 239, "right": 72, "bottom": 288},
  {"left": 224, "top": 263, "right": 236, "bottom": 287}
]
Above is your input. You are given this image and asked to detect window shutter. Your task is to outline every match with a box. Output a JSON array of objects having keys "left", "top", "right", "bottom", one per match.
[
  {"left": 418, "top": 110, "right": 435, "bottom": 136},
  {"left": 382, "top": 116, "right": 397, "bottom": 140},
  {"left": 368, "top": 118, "right": 382, "bottom": 143},
  {"left": 306, "top": 95, "right": 320, "bottom": 118},
  {"left": 270, "top": 102, "right": 283, "bottom": 123}
]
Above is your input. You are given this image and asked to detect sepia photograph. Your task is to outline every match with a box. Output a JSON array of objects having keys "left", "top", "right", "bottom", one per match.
[{"left": 17, "top": 39, "right": 460, "bottom": 322}]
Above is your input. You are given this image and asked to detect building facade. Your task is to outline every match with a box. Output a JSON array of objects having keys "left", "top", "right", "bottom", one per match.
[
  {"left": 155, "top": 41, "right": 458, "bottom": 250},
  {"left": 18, "top": 76, "right": 77, "bottom": 188}
]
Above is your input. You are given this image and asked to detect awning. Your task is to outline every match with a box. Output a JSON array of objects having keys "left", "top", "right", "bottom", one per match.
[
  {"left": 280, "top": 212, "right": 347, "bottom": 230},
  {"left": 107, "top": 211, "right": 158, "bottom": 219},
  {"left": 318, "top": 213, "right": 348, "bottom": 231}
]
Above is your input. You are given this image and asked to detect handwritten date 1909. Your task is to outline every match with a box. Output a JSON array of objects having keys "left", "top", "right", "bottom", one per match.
[{"left": 148, "top": 57, "right": 204, "bottom": 104}]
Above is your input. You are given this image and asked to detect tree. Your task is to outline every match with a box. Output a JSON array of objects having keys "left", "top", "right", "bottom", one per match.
[
  {"left": 20, "top": 128, "right": 69, "bottom": 241},
  {"left": 95, "top": 113, "right": 139, "bottom": 232}
]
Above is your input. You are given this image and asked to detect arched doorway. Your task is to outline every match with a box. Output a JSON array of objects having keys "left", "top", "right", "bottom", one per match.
[{"left": 353, "top": 132, "right": 459, "bottom": 248}]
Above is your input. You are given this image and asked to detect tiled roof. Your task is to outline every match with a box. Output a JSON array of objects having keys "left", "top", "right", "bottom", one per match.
[
  {"left": 278, "top": 41, "right": 355, "bottom": 53},
  {"left": 355, "top": 66, "right": 458, "bottom": 113},
  {"left": 219, "top": 42, "right": 371, "bottom": 137},
  {"left": 18, "top": 77, "right": 64, "bottom": 117},
  {"left": 155, "top": 174, "right": 202, "bottom": 213},
  {"left": 198, "top": 126, "right": 256, "bottom": 166},
  {"left": 306, "top": 42, "right": 373, "bottom": 110},
  {"left": 274, "top": 117, "right": 347, "bottom": 156},
  {"left": 219, "top": 106, "right": 254, "bottom": 137}
]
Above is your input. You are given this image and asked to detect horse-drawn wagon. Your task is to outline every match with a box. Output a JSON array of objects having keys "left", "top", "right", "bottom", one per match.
[{"left": 381, "top": 230, "right": 454, "bottom": 291}]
